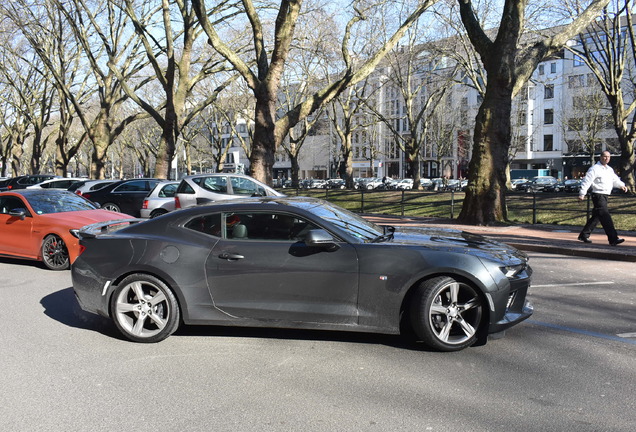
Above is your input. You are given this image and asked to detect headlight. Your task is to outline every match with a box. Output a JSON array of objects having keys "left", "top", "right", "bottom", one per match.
[{"left": 501, "top": 263, "right": 525, "bottom": 278}]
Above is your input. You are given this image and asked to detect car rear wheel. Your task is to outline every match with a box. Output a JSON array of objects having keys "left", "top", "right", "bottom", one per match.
[
  {"left": 41, "top": 234, "right": 70, "bottom": 270},
  {"left": 410, "top": 276, "right": 483, "bottom": 352},
  {"left": 150, "top": 209, "right": 168, "bottom": 218},
  {"left": 102, "top": 202, "right": 121, "bottom": 212},
  {"left": 111, "top": 274, "right": 180, "bottom": 343}
]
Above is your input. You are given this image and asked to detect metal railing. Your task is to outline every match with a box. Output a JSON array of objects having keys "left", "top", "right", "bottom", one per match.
[{"left": 280, "top": 187, "right": 636, "bottom": 230}]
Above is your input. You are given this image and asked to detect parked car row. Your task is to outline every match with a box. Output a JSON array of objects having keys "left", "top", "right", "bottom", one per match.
[{"left": 511, "top": 176, "right": 582, "bottom": 193}]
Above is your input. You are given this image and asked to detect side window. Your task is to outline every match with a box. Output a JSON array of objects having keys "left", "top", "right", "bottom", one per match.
[
  {"left": 159, "top": 184, "right": 178, "bottom": 198},
  {"left": 184, "top": 213, "right": 223, "bottom": 237},
  {"left": 237, "top": 212, "right": 319, "bottom": 241},
  {"left": 201, "top": 176, "right": 228, "bottom": 193},
  {"left": 230, "top": 177, "right": 258, "bottom": 196},
  {"left": 115, "top": 180, "right": 146, "bottom": 192},
  {"left": 0, "top": 197, "right": 28, "bottom": 215}
]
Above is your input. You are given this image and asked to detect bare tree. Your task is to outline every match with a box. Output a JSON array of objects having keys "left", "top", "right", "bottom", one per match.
[
  {"left": 561, "top": 84, "right": 609, "bottom": 166},
  {"left": 566, "top": 0, "right": 636, "bottom": 191},
  {"left": 113, "top": 0, "right": 237, "bottom": 179},
  {"left": 455, "top": 0, "right": 610, "bottom": 225},
  {"left": 192, "top": 0, "right": 441, "bottom": 185}
]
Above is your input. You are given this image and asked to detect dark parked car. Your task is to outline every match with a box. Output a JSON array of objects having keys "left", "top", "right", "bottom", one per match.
[
  {"left": 72, "top": 196, "right": 533, "bottom": 351},
  {"left": 564, "top": 179, "right": 582, "bottom": 193},
  {"left": 81, "top": 178, "right": 160, "bottom": 217},
  {"left": 0, "top": 175, "right": 59, "bottom": 191},
  {"left": 520, "top": 176, "right": 562, "bottom": 193}
]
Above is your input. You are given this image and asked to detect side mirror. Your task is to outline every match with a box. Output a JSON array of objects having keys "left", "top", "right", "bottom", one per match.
[
  {"left": 9, "top": 208, "right": 27, "bottom": 220},
  {"left": 305, "top": 229, "right": 340, "bottom": 252}
]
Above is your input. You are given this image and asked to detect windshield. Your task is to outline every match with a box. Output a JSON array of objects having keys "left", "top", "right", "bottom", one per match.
[
  {"left": 300, "top": 201, "right": 384, "bottom": 242},
  {"left": 27, "top": 192, "right": 99, "bottom": 214}
]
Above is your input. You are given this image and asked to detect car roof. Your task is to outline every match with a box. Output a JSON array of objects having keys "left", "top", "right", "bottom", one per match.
[{"left": 0, "top": 189, "right": 77, "bottom": 198}]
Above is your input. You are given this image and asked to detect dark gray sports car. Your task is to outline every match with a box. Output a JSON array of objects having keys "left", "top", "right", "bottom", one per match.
[{"left": 72, "top": 196, "right": 533, "bottom": 351}]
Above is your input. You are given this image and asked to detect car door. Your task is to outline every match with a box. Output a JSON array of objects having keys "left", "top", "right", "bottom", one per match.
[
  {"left": 111, "top": 180, "right": 157, "bottom": 215},
  {"left": 0, "top": 196, "right": 35, "bottom": 258},
  {"left": 204, "top": 211, "right": 360, "bottom": 324}
]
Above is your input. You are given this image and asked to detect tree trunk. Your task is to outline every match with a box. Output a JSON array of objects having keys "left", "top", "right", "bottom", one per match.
[
  {"left": 457, "top": 84, "right": 512, "bottom": 225},
  {"left": 250, "top": 95, "right": 277, "bottom": 184}
]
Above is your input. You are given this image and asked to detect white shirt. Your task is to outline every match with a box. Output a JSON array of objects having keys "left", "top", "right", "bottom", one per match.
[{"left": 578, "top": 162, "right": 625, "bottom": 197}]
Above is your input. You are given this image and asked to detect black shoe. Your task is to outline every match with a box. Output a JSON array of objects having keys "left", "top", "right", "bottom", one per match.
[
  {"left": 578, "top": 235, "right": 592, "bottom": 244},
  {"left": 610, "top": 238, "right": 625, "bottom": 246}
]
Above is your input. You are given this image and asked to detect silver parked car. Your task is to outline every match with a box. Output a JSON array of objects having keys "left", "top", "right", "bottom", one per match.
[
  {"left": 175, "top": 173, "right": 283, "bottom": 209},
  {"left": 140, "top": 181, "right": 179, "bottom": 218}
]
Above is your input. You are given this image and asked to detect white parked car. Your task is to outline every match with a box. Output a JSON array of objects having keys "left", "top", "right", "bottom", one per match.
[
  {"left": 140, "top": 181, "right": 179, "bottom": 218},
  {"left": 27, "top": 177, "right": 84, "bottom": 190},
  {"left": 70, "top": 179, "right": 118, "bottom": 196},
  {"left": 395, "top": 179, "right": 414, "bottom": 190},
  {"left": 175, "top": 173, "right": 283, "bottom": 209}
]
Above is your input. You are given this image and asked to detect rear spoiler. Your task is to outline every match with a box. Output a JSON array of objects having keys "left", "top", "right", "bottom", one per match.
[{"left": 78, "top": 218, "right": 145, "bottom": 239}]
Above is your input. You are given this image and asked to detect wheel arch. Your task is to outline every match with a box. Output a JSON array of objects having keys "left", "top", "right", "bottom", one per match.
[
  {"left": 107, "top": 269, "right": 188, "bottom": 324},
  {"left": 398, "top": 271, "right": 492, "bottom": 343}
]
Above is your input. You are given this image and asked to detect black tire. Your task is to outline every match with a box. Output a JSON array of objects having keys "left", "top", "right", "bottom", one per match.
[
  {"left": 410, "top": 276, "right": 483, "bottom": 352},
  {"left": 41, "top": 234, "right": 70, "bottom": 270},
  {"left": 150, "top": 209, "right": 168, "bottom": 218},
  {"left": 110, "top": 274, "right": 180, "bottom": 343},
  {"left": 102, "top": 202, "right": 121, "bottom": 212}
]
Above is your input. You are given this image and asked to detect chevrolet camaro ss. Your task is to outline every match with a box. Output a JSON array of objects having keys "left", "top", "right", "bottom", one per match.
[{"left": 72, "top": 196, "right": 533, "bottom": 351}]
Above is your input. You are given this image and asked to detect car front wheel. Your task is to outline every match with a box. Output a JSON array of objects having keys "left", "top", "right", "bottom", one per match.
[
  {"left": 110, "top": 274, "right": 180, "bottom": 343},
  {"left": 41, "top": 234, "right": 70, "bottom": 270},
  {"left": 410, "top": 276, "right": 483, "bottom": 351}
]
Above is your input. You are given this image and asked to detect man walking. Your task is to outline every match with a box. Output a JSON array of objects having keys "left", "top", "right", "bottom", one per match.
[{"left": 578, "top": 151, "right": 628, "bottom": 245}]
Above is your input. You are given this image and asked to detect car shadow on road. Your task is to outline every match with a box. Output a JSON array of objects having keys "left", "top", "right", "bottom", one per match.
[
  {"left": 40, "top": 287, "right": 120, "bottom": 339},
  {"left": 175, "top": 325, "right": 439, "bottom": 352}
]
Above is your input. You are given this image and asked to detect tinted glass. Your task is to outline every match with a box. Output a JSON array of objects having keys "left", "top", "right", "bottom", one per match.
[
  {"left": 184, "top": 213, "right": 223, "bottom": 236},
  {"left": 115, "top": 180, "right": 148, "bottom": 192}
]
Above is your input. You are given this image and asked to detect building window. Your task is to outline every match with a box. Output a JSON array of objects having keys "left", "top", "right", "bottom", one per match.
[
  {"left": 573, "top": 54, "right": 585, "bottom": 67},
  {"left": 567, "top": 117, "right": 582, "bottom": 131},
  {"left": 568, "top": 75, "right": 585, "bottom": 88},
  {"left": 538, "top": 64, "right": 545, "bottom": 75},
  {"left": 544, "top": 84, "right": 554, "bottom": 99},
  {"left": 544, "top": 109, "right": 554, "bottom": 125},
  {"left": 550, "top": 63, "right": 557, "bottom": 73},
  {"left": 544, "top": 134, "right": 554, "bottom": 151}
]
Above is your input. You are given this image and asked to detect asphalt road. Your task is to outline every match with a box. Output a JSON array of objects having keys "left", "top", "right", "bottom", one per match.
[{"left": 0, "top": 253, "right": 634, "bottom": 432}]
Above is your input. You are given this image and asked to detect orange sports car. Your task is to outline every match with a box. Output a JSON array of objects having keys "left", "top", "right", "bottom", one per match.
[{"left": 0, "top": 189, "right": 133, "bottom": 270}]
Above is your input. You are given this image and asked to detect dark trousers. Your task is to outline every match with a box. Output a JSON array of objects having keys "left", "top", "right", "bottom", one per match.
[{"left": 580, "top": 193, "right": 619, "bottom": 243}]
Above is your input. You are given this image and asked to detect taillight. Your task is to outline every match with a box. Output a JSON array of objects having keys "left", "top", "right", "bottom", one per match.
[
  {"left": 142, "top": 200, "right": 149, "bottom": 209},
  {"left": 175, "top": 196, "right": 181, "bottom": 209},
  {"left": 83, "top": 193, "right": 91, "bottom": 200},
  {"left": 75, "top": 190, "right": 82, "bottom": 196}
]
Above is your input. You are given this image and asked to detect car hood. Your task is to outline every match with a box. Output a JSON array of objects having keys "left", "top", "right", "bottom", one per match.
[
  {"left": 390, "top": 226, "right": 527, "bottom": 265},
  {"left": 40, "top": 209, "right": 132, "bottom": 227}
]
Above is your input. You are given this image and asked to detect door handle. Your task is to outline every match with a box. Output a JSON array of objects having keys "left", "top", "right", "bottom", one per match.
[{"left": 218, "top": 252, "right": 244, "bottom": 261}]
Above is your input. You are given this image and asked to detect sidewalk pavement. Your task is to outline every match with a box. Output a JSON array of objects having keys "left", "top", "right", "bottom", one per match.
[{"left": 364, "top": 214, "right": 636, "bottom": 262}]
